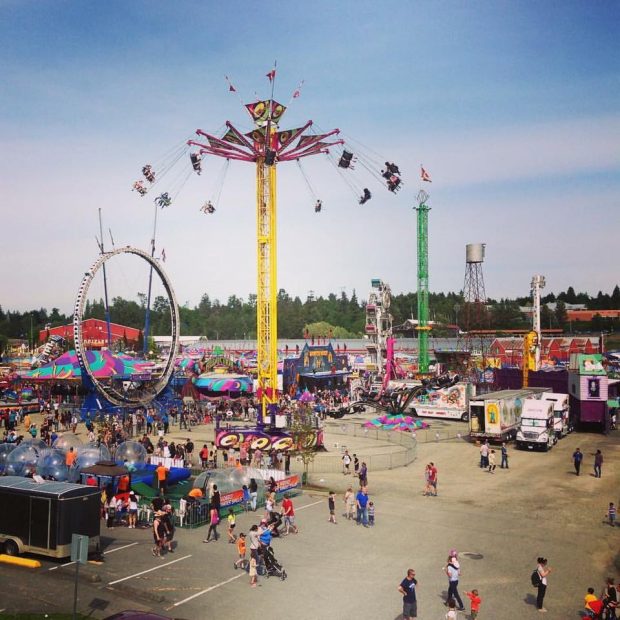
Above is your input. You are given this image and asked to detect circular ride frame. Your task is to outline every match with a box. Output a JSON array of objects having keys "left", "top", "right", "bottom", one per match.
[{"left": 73, "top": 246, "right": 180, "bottom": 407}]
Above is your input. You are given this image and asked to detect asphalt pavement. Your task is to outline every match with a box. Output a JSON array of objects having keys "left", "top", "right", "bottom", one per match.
[{"left": 0, "top": 417, "right": 617, "bottom": 619}]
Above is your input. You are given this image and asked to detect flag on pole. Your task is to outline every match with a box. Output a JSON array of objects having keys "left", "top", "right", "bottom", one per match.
[
  {"left": 225, "top": 75, "right": 236, "bottom": 92},
  {"left": 266, "top": 69, "right": 276, "bottom": 82},
  {"left": 420, "top": 166, "right": 432, "bottom": 182},
  {"left": 161, "top": 248, "right": 166, "bottom": 262},
  {"left": 292, "top": 79, "right": 305, "bottom": 98}
]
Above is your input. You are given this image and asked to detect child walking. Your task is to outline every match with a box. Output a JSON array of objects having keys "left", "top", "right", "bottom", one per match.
[
  {"left": 328, "top": 491, "right": 337, "bottom": 524},
  {"left": 367, "top": 501, "right": 375, "bottom": 526},
  {"left": 234, "top": 532, "right": 247, "bottom": 570},
  {"left": 344, "top": 487, "right": 356, "bottom": 520},
  {"left": 227, "top": 509, "right": 237, "bottom": 543},
  {"left": 487, "top": 450, "right": 496, "bottom": 473},
  {"left": 466, "top": 589, "right": 482, "bottom": 619},
  {"left": 445, "top": 598, "right": 458, "bottom": 619},
  {"left": 249, "top": 555, "right": 258, "bottom": 587},
  {"left": 607, "top": 502, "right": 616, "bottom": 527}
]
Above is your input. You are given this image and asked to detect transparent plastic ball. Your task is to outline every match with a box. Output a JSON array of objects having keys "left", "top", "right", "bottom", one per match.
[
  {"left": 82, "top": 444, "right": 111, "bottom": 461},
  {"left": 115, "top": 441, "right": 146, "bottom": 466},
  {"left": 20, "top": 438, "right": 47, "bottom": 451},
  {"left": 38, "top": 448, "right": 69, "bottom": 481},
  {"left": 66, "top": 447, "right": 110, "bottom": 482},
  {"left": 194, "top": 468, "right": 260, "bottom": 501},
  {"left": 5, "top": 443, "right": 41, "bottom": 476},
  {"left": 52, "top": 434, "right": 83, "bottom": 452},
  {"left": 0, "top": 443, "right": 17, "bottom": 473}
]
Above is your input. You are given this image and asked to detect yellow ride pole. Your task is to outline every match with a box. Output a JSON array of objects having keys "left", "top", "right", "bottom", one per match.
[{"left": 256, "top": 157, "right": 278, "bottom": 417}]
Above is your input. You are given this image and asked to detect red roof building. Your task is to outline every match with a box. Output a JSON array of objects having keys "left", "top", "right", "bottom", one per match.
[
  {"left": 566, "top": 309, "right": 620, "bottom": 322},
  {"left": 39, "top": 318, "right": 141, "bottom": 349},
  {"left": 489, "top": 336, "right": 600, "bottom": 367}
]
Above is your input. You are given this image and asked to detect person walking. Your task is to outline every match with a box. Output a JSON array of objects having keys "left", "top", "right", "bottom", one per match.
[
  {"left": 342, "top": 450, "right": 352, "bottom": 475},
  {"left": 480, "top": 441, "right": 489, "bottom": 469},
  {"left": 500, "top": 442, "right": 509, "bottom": 469},
  {"left": 573, "top": 448, "right": 583, "bottom": 476},
  {"left": 234, "top": 533, "right": 248, "bottom": 570},
  {"left": 397, "top": 568, "right": 418, "bottom": 620},
  {"left": 249, "top": 478, "right": 258, "bottom": 511},
  {"left": 203, "top": 507, "right": 220, "bottom": 543},
  {"left": 487, "top": 450, "right": 496, "bottom": 473},
  {"left": 465, "top": 589, "right": 482, "bottom": 619},
  {"left": 535, "top": 557, "right": 551, "bottom": 613},
  {"left": 445, "top": 555, "right": 465, "bottom": 611},
  {"left": 328, "top": 491, "right": 337, "bottom": 524},
  {"left": 602, "top": 576, "right": 618, "bottom": 619},
  {"left": 359, "top": 461, "right": 368, "bottom": 487},
  {"left": 607, "top": 502, "right": 617, "bottom": 527},
  {"left": 344, "top": 486, "right": 356, "bottom": 520},
  {"left": 429, "top": 462, "right": 438, "bottom": 496},
  {"left": 594, "top": 450, "right": 603, "bottom": 478},
  {"left": 281, "top": 493, "right": 298, "bottom": 534},
  {"left": 423, "top": 463, "right": 432, "bottom": 496}
]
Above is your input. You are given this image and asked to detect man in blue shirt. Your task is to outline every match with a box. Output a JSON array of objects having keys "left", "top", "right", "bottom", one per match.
[
  {"left": 356, "top": 488, "right": 369, "bottom": 527},
  {"left": 398, "top": 568, "right": 418, "bottom": 619}
]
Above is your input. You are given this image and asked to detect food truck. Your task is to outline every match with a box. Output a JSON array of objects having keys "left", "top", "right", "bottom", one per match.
[{"left": 0, "top": 476, "right": 100, "bottom": 558}]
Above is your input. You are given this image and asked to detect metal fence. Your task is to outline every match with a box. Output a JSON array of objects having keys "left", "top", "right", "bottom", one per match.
[{"left": 288, "top": 422, "right": 418, "bottom": 474}]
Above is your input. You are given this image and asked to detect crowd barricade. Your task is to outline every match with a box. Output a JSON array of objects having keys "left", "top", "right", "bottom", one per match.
[
  {"left": 149, "top": 455, "right": 185, "bottom": 469},
  {"left": 286, "top": 421, "right": 419, "bottom": 474}
]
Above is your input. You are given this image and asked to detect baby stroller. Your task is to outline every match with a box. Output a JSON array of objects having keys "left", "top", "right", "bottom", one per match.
[{"left": 259, "top": 545, "right": 287, "bottom": 580}]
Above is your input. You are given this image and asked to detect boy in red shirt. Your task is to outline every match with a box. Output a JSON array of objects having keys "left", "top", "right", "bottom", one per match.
[{"left": 466, "top": 589, "right": 482, "bottom": 619}]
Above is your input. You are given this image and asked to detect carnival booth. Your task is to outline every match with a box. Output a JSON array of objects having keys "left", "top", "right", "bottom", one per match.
[{"left": 282, "top": 343, "right": 350, "bottom": 394}]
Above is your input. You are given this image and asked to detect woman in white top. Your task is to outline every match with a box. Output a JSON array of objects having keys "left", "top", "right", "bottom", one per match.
[
  {"left": 128, "top": 491, "right": 139, "bottom": 528},
  {"left": 536, "top": 557, "right": 551, "bottom": 613}
]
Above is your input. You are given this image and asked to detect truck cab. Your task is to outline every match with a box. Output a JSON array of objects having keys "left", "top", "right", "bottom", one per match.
[
  {"left": 542, "top": 392, "right": 570, "bottom": 439},
  {"left": 516, "top": 400, "right": 556, "bottom": 451}
]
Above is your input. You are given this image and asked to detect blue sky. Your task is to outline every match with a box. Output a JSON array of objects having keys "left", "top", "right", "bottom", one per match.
[{"left": 1, "top": 0, "right": 618, "bottom": 313}]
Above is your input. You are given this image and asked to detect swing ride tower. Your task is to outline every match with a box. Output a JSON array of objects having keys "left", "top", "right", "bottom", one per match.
[{"left": 188, "top": 98, "right": 342, "bottom": 417}]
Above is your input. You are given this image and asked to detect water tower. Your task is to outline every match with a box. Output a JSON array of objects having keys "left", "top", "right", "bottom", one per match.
[{"left": 462, "top": 243, "right": 487, "bottom": 332}]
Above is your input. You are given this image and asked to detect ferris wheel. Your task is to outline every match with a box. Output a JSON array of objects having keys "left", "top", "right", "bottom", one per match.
[
  {"left": 73, "top": 246, "right": 180, "bottom": 407},
  {"left": 365, "top": 279, "right": 393, "bottom": 375}
]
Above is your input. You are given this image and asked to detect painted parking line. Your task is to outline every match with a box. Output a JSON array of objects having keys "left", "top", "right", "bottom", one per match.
[
  {"left": 295, "top": 499, "right": 323, "bottom": 511},
  {"left": 171, "top": 574, "right": 244, "bottom": 608},
  {"left": 108, "top": 554, "right": 192, "bottom": 585},
  {"left": 48, "top": 542, "right": 139, "bottom": 571}
]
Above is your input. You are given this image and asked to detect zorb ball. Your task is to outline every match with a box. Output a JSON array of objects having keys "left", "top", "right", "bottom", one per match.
[
  {"left": 81, "top": 444, "right": 111, "bottom": 461},
  {"left": 5, "top": 443, "right": 40, "bottom": 476},
  {"left": 0, "top": 443, "right": 17, "bottom": 473},
  {"left": 52, "top": 434, "right": 83, "bottom": 452},
  {"left": 67, "top": 447, "right": 110, "bottom": 483},
  {"left": 20, "top": 438, "right": 47, "bottom": 451},
  {"left": 38, "top": 449, "right": 69, "bottom": 481},
  {"left": 115, "top": 441, "right": 146, "bottom": 466}
]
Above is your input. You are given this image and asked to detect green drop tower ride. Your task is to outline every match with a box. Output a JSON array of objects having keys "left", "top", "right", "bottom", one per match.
[{"left": 415, "top": 190, "right": 431, "bottom": 374}]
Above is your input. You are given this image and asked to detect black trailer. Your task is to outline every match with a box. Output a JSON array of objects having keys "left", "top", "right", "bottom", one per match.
[{"left": 0, "top": 476, "right": 101, "bottom": 558}]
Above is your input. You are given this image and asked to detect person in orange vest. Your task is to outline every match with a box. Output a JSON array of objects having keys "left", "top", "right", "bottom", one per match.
[{"left": 155, "top": 464, "right": 169, "bottom": 495}]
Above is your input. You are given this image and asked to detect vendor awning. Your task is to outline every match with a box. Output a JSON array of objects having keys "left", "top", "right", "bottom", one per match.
[{"left": 194, "top": 373, "right": 253, "bottom": 393}]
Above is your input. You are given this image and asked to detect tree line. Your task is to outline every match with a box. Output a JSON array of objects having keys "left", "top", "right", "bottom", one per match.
[{"left": 1, "top": 284, "right": 619, "bottom": 349}]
